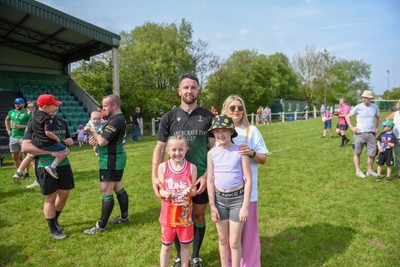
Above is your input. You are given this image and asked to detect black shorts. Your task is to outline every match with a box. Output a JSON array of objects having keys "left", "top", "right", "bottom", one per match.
[
  {"left": 37, "top": 165, "right": 75, "bottom": 195},
  {"left": 99, "top": 169, "right": 124, "bottom": 182},
  {"left": 339, "top": 123, "right": 348, "bottom": 131},
  {"left": 376, "top": 150, "right": 394, "bottom": 167},
  {"left": 193, "top": 186, "right": 209, "bottom": 205}
]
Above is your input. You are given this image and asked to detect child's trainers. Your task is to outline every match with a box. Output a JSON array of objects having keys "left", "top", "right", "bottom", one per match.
[
  {"left": 386, "top": 176, "right": 391, "bottom": 182},
  {"left": 45, "top": 166, "right": 59, "bottom": 179},
  {"left": 12, "top": 172, "right": 22, "bottom": 184},
  {"left": 376, "top": 175, "right": 382, "bottom": 182}
]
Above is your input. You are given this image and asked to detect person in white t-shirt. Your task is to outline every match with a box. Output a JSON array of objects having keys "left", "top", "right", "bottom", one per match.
[
  {"left": 221, "top": 95, "right": 269, "bottom": 267},
  {"left": 346, "top": 90, "right": 381, "bottom": 178}
]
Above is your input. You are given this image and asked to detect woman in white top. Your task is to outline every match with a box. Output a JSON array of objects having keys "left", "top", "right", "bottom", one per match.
[
  {"left": 221, "top": 95, "right": 269, "bottom": 267},
  {"left": 385, "top": 99, "right": 400, "bottom": 179}
]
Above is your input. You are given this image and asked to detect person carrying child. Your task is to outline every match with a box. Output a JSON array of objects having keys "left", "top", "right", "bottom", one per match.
[
  {"left": 84, "top": 111, "right": 106, "bottom": 157},
  {"left": 322, "top": 109, "right": 333, "bottom": 138},
  {"left": 13, "top": 94, "right": 69, "bottom": 180},
  {"left": 376, "top": 120, "right": 397, "bottom": 182},
  {"left": 158, "top": 135, "right": 197, "bottom": 267},
  {"left": 206, "top": 115, "right": 252, "bottom": 267}
]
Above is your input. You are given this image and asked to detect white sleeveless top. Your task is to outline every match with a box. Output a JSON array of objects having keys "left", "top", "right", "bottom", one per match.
[{"left": 393, "top": 111, "right": 400, "bottom": 139}]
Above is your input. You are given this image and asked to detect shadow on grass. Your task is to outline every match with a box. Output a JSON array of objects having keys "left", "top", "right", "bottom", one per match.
[
  {"left": 0, "top": 244, "right": 24, "bottom": 266},
  {"left": 261, "top": 223, "right": 356, "bottom": 266}
]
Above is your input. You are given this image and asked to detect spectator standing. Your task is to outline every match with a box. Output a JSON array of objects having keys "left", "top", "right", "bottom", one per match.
[
  {"left": 75, "top": 124, "right": 85, "bottom": 147},
  {"left": 376, "top": 120, "right": 396, "bottom": 182},
  {"left": 320, "top": 104, "right": 326, "bottom": 116},
  {"left": 130, "top": 107, "right": 141, "bottom": 141},
  {"left": 384, "top": 99, "right": 400, "bottom": 179},
  {"left": 263, "top": 106, "right": 271, "bottom": 124},
  {"left": 83, "top": 95, "right": 130, "bottom": 234},
  {"left": 22, "top": 105, "right": 74, "bottom": 239},
  {"left": 256, "top": 106, "right": 263, "bottom": 125},
  {"left": 346, "top": 90, "right": 381, "bottom": 178},
  {"left": 221, "top": 95, "right": 268, "bottom": 267},
  {"left": 5, "top": 98, "right": 31, "bottom": 183},
  {"left": 337, "top": 98, "right": 351, "bottom": 147},
  {"left": 321, "top": 109, "right": 333, "bottom": 138},
  {"left": 152, "top": 74, "right": 214, "bottom": 267}
]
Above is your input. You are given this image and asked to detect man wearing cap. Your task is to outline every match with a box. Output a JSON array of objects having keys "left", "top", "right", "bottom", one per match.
[
  {"left": 22, "top": 104, "right": 74, "bottom": 240},
  {"left": 346, "top": 90, "right": 381, "bottom": 178},
  {"left": 5, "top": 97, "right": 31, "bottom": 182},
  {"left": 31, "top": 94, "right": 70, "bottom": 179},
  {"left": 152, "top": 74, "right": 214, "bottom": 267}
]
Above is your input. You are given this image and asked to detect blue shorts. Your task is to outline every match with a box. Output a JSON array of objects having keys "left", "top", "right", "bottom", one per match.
[
  {"left": 324, "top": 121, "right": 332, "bottom": 129},
  {"left": 41, "top": 143, "right": 68, "bottom": 152}
]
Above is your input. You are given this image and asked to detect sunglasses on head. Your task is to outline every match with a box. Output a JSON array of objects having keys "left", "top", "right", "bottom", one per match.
[{"left": 229, "top": 105, "right": 244, "bottom": 112}]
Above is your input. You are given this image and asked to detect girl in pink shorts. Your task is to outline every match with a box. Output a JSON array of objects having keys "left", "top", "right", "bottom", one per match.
[{"left": 158, "top": 135, "right": 197, "bottom": 267}]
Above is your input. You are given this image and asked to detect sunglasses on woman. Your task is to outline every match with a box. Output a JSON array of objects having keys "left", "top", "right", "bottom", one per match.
[{"left": 229, "top": 105, "right": 244, "bottom": 112}]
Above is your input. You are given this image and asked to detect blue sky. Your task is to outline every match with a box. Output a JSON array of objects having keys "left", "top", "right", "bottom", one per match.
[{"left": 39, "top": 0, "right": 400, "bottom": 95}]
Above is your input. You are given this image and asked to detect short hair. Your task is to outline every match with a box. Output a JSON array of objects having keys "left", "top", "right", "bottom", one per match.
[
  {"left": 179, "top": 74, "right": 199, "bottom": 86},
  {"left": 90, "top": 111, "right": 101, "bottom": 119},
  {"left": 340, "top": 98, "right": 347, "bottom": 103},
  {"left": 103, "top": 94, "right": 121, "bottom": 107},
  {"left": 135, "top": 107, "right": 140, "bottom": 112},
  {"left": 27, "top": 100, "right": 37, "bottom": 108}
]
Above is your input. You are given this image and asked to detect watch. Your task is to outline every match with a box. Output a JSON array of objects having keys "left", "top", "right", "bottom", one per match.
[{"left": 249, "top": 149, "right": 256, "bottom": 158}]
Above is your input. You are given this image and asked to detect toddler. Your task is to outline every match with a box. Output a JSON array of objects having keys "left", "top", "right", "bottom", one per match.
[
  {"left": 376, "top": 120, "right": 396, "bottom": 182},
  {"left": 85, "top": 111, "right": 106, "bottom": 156}
]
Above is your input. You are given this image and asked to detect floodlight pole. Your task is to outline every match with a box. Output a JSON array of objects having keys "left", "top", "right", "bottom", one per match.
[
  {"left": 387, "top": 69, "right": 391, "bottom": 100},
  {"left": 112, "top": 47, "right": 120, "bottom": 97}
]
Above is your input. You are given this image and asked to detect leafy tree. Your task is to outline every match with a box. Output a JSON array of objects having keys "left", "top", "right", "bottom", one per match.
[
  {"left": 204, "top": 50, "right": 299, "bottom": 112},
  {"left": 382, "top": 87, "right": 400, "bottom": 100},
  {"left": 291, "top": 46, "right": 330, "bottom": 104}
]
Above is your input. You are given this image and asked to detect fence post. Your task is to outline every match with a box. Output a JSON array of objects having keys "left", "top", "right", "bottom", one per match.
[
  {"left": 313, "top": 107, "right": 317, "bottom": 118},
  {"left": 251, "top": 113, "right": 254, "bottom": 125},
  {"left": 151, "top": 118, "right": 156, "bottom": 136},
  {"left": 282, "top": 112, "right": 285, "bottom": 123},
  {"left": 294, "top": 111, "right": 297, "bottom": 121},
  {"left": 140, "top": 118, "right": 143, "bottom": 136}
]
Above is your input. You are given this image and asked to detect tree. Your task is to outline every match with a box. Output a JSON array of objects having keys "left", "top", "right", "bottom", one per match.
[
  {"left": 382, "top": 87, "right": 400, "bottom": 100},
  {"left": 291, "top": 46, "right": 331, "bottom": 104},
  {"left": 204, "top": 50, "right": 299, "bottom": 112}
]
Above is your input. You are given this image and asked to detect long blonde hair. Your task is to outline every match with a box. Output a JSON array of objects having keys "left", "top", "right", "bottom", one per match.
[{"left": 221, "top": 95, "right": 250, "bottom": 143}]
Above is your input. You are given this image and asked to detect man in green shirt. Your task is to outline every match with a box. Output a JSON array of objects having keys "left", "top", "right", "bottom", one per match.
[
  {"left": 5, "top": 98, "right": 31, "bottom": 183},
  {"left": 83, "top": 95, "right": 129, "bottom": 235}
]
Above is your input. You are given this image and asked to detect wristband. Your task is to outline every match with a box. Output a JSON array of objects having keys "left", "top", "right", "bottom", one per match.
[{"left": 249, "top": 149, "right": 256, "bottom": 158}]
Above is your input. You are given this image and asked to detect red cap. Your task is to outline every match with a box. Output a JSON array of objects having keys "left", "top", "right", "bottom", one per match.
[{"left": 37, "top": 94, "right": 62, "bottom": 107}]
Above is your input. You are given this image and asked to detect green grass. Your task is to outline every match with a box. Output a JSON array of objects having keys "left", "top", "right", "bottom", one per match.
[{"left": 1, "top": 115, "right": 399, "bottom": 266}]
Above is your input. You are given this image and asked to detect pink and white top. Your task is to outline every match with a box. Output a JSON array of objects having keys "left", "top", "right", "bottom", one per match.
[{"left": 338, "top": 104, "right": 350, "bottom": 124}]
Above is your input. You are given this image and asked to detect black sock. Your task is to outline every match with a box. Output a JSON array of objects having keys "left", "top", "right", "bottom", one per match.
[
  {"left": 341, "top": 135, "right": 346, "bottom": 145},
  {"left": 55, "top": 211, "right": 62, "bottom": 220},
  {"left": 116, "top": 188, "right": 129, "bottom": 218},
  {"left": 46, "top": 217, "right": 58, "bottom": 233},
  {"left": 99, "top": 194, "right": 114, "bottom": 228},
  {"left": 191, "top": 223, "right": 206, "bottom": 259},
  {"left": 174, "top": 235, "right": 181, "bottom": 258}
]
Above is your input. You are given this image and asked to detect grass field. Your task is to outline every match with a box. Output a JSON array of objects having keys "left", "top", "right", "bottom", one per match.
[{"left": 1, "top": 115, "right": 399, "bottom": 266}]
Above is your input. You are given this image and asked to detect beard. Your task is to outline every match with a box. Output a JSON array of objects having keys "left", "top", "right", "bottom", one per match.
[{"left": 182, "top": 94, "right": 197, "bottom": 105}]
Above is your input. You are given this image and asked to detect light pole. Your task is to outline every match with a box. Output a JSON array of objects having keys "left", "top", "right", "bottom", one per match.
[{"left": 387, "top": 69, "right": 391, "bottom": 100}]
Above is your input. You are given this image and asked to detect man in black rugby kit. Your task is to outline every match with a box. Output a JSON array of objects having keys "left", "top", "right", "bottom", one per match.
[
  {"left": 22, "top": 105, "right": 74, "bottom": 240},
  {"left": 152, "top": 74, "right": 214, "bottom": 267},
  {"left": 84, "top": 95, "right": 129, "bottom": 234}
]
